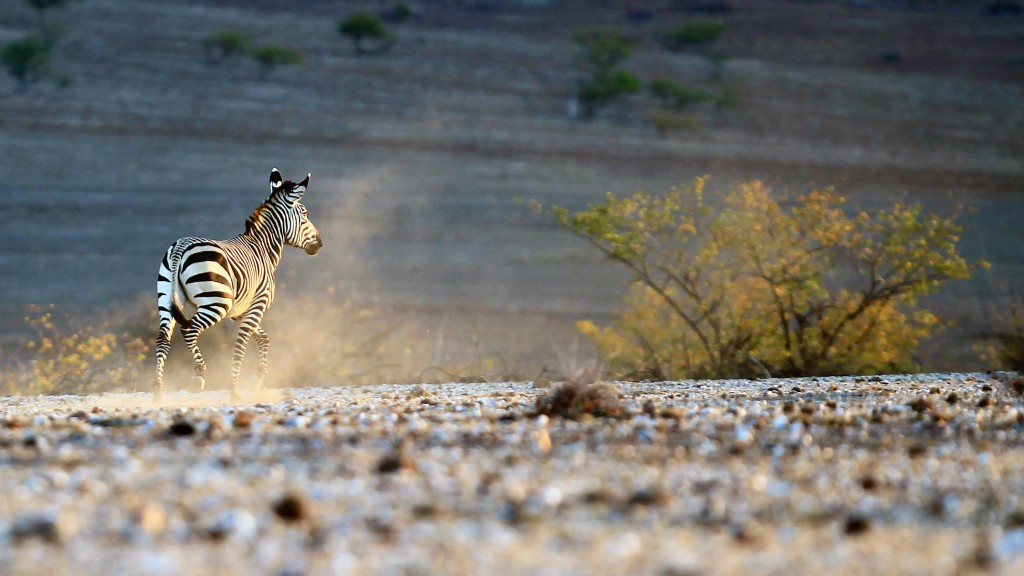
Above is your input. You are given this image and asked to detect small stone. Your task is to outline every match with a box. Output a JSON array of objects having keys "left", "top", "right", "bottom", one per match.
[
  {"left": 133, "top": 503, "right": 167, "bottom": 535},
  {"left": 844, "top": 514, "right": 871, "bottom": 536},
  {"left": 532, "top": 375, "right": 557, "bottom": 387},
  {"left": 206, "top": 509, "right": 258, "bottom": 542},
  {"left": 534, "top": 427, "right": 552, "bottom": 453},
  {"left": 859, "top": 475, "right": 878, "bottom": 491},
  {"left": 376, "top": 442, "right": 414, "bottom": 474},
  {"left": 11, "top": 508, "right": 76, "bottom": 544},
  {"left": 272, "top": 493, "right": 311, "bottom": 524},
  {"left": 168, "top": 420, "right": 196, "bottom": 436},
  {"left": 909, "top": 396, "right": 934, "bottom": 414},
  {"left": 233, "top": 410, "right": 255, "bottom": 428},
  {"left": 733, "top": 424, "right": 754, "bottom": 448},
  {"left": 626, "top": 486, "right": 671, "bottom": 508}
]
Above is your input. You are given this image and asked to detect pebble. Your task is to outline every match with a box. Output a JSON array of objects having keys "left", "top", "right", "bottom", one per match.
[{"left": 0, "top": 374, "right": 1023, "bottom": 574}]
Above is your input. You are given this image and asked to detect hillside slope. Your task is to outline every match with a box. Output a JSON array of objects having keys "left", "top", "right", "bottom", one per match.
[{"left": 0, "top": 0, "right": 1021, "bottom": 371}]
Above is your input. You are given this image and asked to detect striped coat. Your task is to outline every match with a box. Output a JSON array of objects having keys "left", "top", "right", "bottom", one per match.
[{"left": 153, "top": 169, "right": 323, "bottom": 401}]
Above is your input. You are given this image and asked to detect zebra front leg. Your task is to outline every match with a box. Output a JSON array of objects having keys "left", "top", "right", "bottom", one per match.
[{"left": 254, "top": 326, "right": 270, "bottom": 390}]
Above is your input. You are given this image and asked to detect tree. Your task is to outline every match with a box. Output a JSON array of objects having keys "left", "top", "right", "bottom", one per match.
[
  {"left": 383, "top": 1, "right": 413, "bottom": 23},
  {"left": 25, "top": 0, "right": 78, "bottom": 26},
  {"left": 2, "top": 36, "right": 52, "bottom": 92},
  {"left": 648, "top": 77, "right": 709, "bottom": 110},
  {"left": 572, "top": 28, "right": 641, "bottom": 118},
  {"left": 659, "top": 20, "right": 727, "bottom": 52},
  {"left": 660, "top": 20, "right": 728, "bottom": 81},
  {"left": 203, "top": 29, "right": 251, "bottom": 64},
  {"left": 541, "top": 179, "right": 973, "bottom": 379},
  {"left": 338, "top": 11, "right": 394, "bottom": 55},
  {"left": 250, "top": 43, "right": 305, "bottom": 76}
]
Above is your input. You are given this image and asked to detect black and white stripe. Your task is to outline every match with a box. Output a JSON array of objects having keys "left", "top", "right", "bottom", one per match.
[{"left": 154, "top": 168, "right": 323, "bottom": 401}]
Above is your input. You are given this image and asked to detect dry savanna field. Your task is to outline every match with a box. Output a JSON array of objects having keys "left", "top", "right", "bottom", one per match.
[{"left": 1, "top": 0, "right": 1023, "bottom": 573}]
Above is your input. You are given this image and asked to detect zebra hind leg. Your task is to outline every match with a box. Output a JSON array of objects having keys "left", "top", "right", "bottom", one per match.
[
  {"left": 153, "top": 315, "right": 176, "bottom": 402},
  {"left": 180, "top": 308, "right": 223, "bottom": 393},
  {"left": 229, "top": 309, "right": 267, "bottom": 401}
]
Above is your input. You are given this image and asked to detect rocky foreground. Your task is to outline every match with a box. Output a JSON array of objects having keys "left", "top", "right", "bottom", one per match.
[{"left": 3, "top": 374, "right": 1024, "bottom": 575}]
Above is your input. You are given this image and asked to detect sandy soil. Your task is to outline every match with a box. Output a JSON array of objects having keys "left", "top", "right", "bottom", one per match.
[{"left": 3, "top": 373, "right": 1024, "bottom": 575}]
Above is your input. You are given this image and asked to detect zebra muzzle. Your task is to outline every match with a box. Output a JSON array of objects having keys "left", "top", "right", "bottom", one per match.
[{"left": 305, "top": 237, "right": 323, "bottom": 255}]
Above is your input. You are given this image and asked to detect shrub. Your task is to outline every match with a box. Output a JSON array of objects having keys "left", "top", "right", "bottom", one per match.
[
  {"left": 577, "top": 69, "right": 641, "bottom": 116},
  {"left": 338, "top": 11, "right": 394, "bottom": 55},
  {"left": 25, "top": 0, "right": 77, "bottom": 26},
  {"left": 660, "top": 20, "right": 727, "bottom": 52},
  {"left": 203, "top": 29, "right": 251, "bottom": 64},
  {"left": 0, "top": 304, "right": 148, "bottom": 395},
  {"left": 25, "top": 0, "right": 75, "bottom": 12},
  {"left": 250, "top": 43, "right": 305, "bottom": 75},
  {"left": 2, "top": 36, "right": 52, "bottom": 92},
  {"left": 649, "top": 77, "right": 709, "bottom": 110},
  {"left": 572, "top": 28, "right": 640, "bottom": 118},
  {"left": 649, "top": 110, "right": 700, "bottom": 136},
  {"left": 535, "top": 380, "right": 625, "bottom": 419},
  {"left": 993, "top": 324, "right": 1024, "bottom": 371},
  {"left": 712, "top": 81, "right": 745, "bottom": 109},
  {"left": 541, "top": 179, "right": 973, "bottom": 379},
  {"left": 976, "top": 287, "right": 1024, "bottom": 371},
  {"left": 383, "top": 1, "right": 413, "bottom": 23}
]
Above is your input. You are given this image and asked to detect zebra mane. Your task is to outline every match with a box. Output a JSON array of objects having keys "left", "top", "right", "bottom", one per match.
[
  {"left": 244, "top": 203, "right": 270, "bottom": 235},
  {"left": 244, "top": 180, "right": 301, "bottom": 235}
]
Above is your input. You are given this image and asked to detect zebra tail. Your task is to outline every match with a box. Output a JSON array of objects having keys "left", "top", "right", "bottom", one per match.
[
  {"left": 159, "top": 242, "right": 190, "bottom": 326},
  {"left": 171, "top": 298, "right": 188, "bottom": 325}
]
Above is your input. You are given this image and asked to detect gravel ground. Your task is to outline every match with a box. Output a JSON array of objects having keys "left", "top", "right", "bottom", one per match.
[{"left": 3, "top": 374, "right": 1024, "bottom": 575}]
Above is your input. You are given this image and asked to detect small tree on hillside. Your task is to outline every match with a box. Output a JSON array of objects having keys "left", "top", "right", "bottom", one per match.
[
  {"left": 338, "top": 11, "right": 394, "bottom": 55},
  {"left": 660, "top": 19, "right": 728, "bottom": 81},
  {"left": 649, "top": 77, "right": 709, "bottom": 110},
  {"left": 203, "top": 29, "right": 251, "bottom": 64},
  {"left": 250, "top": 43, "right": 305, "bottom": 77},
  {"left": 660, "top": 20, "right": 727, "bottom": 52},
  {"left": 382, "top": 1, "right": 413, "bottom": 23},
  {"left": 540, "top": 179, "right": 974, "bottom": 379},
  {"left": 572, "top": 28, "right": 641, "bottom": 119},
  {"left": 2, "top": 35, "right": 53, "bottom": 92},
  {"left": 25, "top": 0, "right": 78, "bottom": 27},
  {"left": 646, "top": 76, "right": 713, "bottom": 135}
]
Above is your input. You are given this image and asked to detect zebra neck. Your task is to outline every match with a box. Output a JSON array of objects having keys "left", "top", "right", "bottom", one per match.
[{"left": 245, "top": 228, "right": 286, "bottom": 269}]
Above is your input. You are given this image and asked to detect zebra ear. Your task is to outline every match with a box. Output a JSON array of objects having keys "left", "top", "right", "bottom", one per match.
[
  {"left": 295, "top": 173, "right": 310, "bottom": 194},
  {"left": 270, "top": 168, "right": 283, "bottom": 190}
]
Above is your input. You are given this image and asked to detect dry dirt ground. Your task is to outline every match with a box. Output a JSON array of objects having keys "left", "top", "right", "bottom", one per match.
[
  {"left": 1, "top": 0, "right": 1022, "bottom": 373},
  {"left": 4, "top": 373, "right": 1024, "bottom": 575}
]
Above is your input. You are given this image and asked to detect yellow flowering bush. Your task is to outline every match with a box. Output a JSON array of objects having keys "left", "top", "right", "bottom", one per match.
[
  {"left": 1, "top": 303, "right": 149, "bottom": 395},
  {"left": 543, "top": 178, "right": 974, "bottom": 379}
]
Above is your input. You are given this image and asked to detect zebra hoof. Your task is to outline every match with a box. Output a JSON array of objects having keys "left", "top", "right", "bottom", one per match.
[{"left": 194, "top": 376, "right": 206, "bottom": 392}]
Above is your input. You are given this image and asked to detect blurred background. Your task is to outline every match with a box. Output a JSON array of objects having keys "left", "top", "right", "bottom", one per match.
[{"left": 0, "top": 0, "right": 1021, "bottom": 389}]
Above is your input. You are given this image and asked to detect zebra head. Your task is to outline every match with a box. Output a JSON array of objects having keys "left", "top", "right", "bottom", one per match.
[{"left": 269, "top": 168, "right": 323, "bottom": 256}]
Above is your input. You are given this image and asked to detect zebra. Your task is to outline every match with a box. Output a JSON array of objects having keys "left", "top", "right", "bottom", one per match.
[{"left": 153, "top": 168, "right": 323, "bottom": 401}]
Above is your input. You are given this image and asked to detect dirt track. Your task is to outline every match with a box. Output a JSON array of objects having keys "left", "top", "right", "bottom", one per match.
[{"left": 3, "top": 374, "right": 1024, "bottom": 575}]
